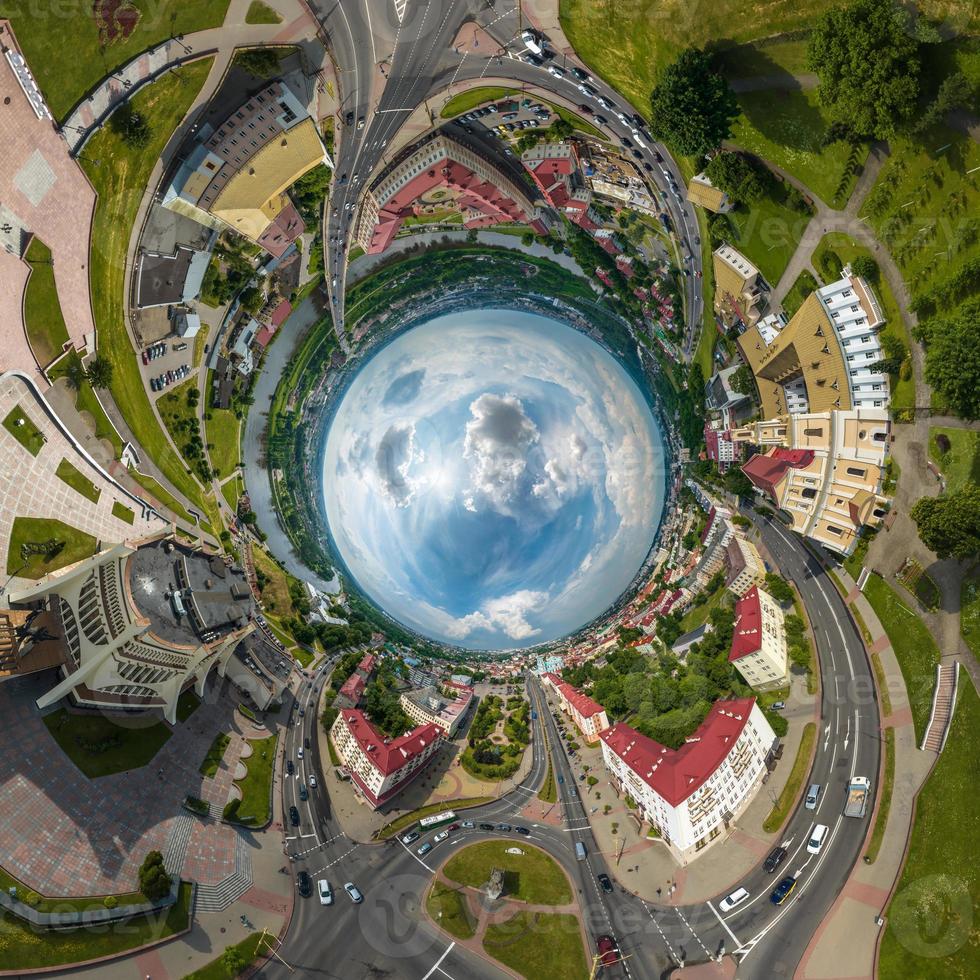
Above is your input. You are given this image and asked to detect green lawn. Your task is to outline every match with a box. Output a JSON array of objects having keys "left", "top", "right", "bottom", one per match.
[
  {"left": 721, "top": 193, "right": 809, "bottom": 286},
  {"left": 763, "top": 722, "right": 816, "bottom": 832},
  {"left": 879, "top": 682, "right": 980, "bottom": 980},
  {"left": 782, "top": 269, "right": 817, "bottom": 318},
  {"left": 22, "top": 237, "right": 70, "bottom": 367},
  {"left": 443, "top": 842, "right": 572, "bottom": 905},
  {"left": 230, "top": 734, "right": 278, "bottom": 826},
  {"left": 426, "top": 881, "right": 476, "bottom": 940},
  {"left": 6, "top": 517, "right": 98, "bottom": 579},
  {"left": 483, "top": 911, "right": 588, "bottom": 980},
  {"left": 176, "top": 689, "right": 201, "bottom": 722},
  {"left": 127, "top": 468, "right": 196, "bottom": 527},
  {"left": 181, "top": 932, "right": 270, "bottom": 980},
  {"left": 864, "top": 727, "right": 895, "bottom": 864},
  {"left": 679, "top": 580, "right": 728, "bottom": 633},
  {"left": 812, "top": 232, "right": 915, "bottom": 413},
  {"left": 47, "top": 351, "right": 124, "bottom": 456},
  {"left": 961, "top": 569, "right": 980, "bottom": 665},
  {"left": 0, "top": 1, "right": 229, "bottom": 121},
  {"left": 56, "top": 458, "right": 101, "bottom": 504},
  {"left": 929, "top": 427, "right": 979, "bottom": 495},
  {"left": 537, "top": 757, "right": 557, "bottom": 803},
  {"left": 199, "top": 732, "right": 231, "bottom": 778},
  {"left": 714, "top": 39, "right": 811, "bottom": 80},
  {"left": 0, "top": 863, "right": 146, "bottom": 914},
  {"left": 4, "top": 406, "right": 45, "bottom": 456},
  {"left": 206, "top": 407, "right": 242, "bottom": 480},
  {"left": 82, "top": 61, "right": 214, "bottom": 516},
  {"left": 0, "top": 881, "right": 191, "bottom": 970},
  {"left": 731, "top": 89, "right": 869, "bottom": 208},
  {"left": 221, "top": 475, "right": 244, "bottom": 512},
  {"left": 862, "top": 574, "right": 941, "bottom": 745},
  {"left": 42, "top": 707, "right": 173, "bottom": 778},
  {"left": 245, "top": 0, "right": 281, "bottom": 24},
  {"left": 441, "top": 86, "right": 518, "bottom": 118},
  {"left": 112, "top": 500, "right": 135, "bottom": 525},
  {"left": 375, "top": 797, "right": 495, "bottom": 840}
]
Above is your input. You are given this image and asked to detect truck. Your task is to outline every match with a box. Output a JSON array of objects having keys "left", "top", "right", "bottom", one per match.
[
  {"left": 521, "top": 29, "right": 543, "bottom": 56},
  {"left": 844, "top": 776, "right": 871, "bottom": 818}
]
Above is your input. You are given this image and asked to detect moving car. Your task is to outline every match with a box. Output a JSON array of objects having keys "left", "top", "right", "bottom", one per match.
[
  {"left": 479, "top": 823, "right": 495, "bottom": 831},
  {"left": 547, "top": 65, "right": 564, "bottom": 78},
  {"left": 514, "top": 826, "right": 530, "bottom": 836},
  {"left": 401, "top": 830, "right": 420, "bottom": 845},
  {"left": 805, "top": 784, "right": 821, "bottom": 810},
  {"left": 597, "top": 873, "right": 613, "bottom": 894},
  {"left": 719, "top": 887, "right": 749, "bottom": 912},
  {"left": 344, "top": 882, "right": 363, "bottom": 904},
  {"left": 770, "top": 876, "right": 796, "bottom": 906},
  {"left": 318, "top": 879, "right": 333, "bottom": 905},
  {"left": 309, "top": 774, "right": 317, "bottom": 788},
  {"left": 461, "top": 821, "right": 475, "bottom": 829},
  {"left": 496, "top": 823, "right": 512, "bottom": 832},
  {"left": 297, "top": 871, "right": 312, "bottom": 897},
  {"left": 596, "top": 935, "right": 618, "bottom": 966},
  {"left": 764, "top": 846, "right": 787, "bottom": 874},
  {"left": 570, "top": 66, "right": 589, "bottom": 81},
  {"left": 288, "top": 806, "right": 300, "bottom": 827},
  {"left": 297, "top": 747, "right": 304, "bottom": 759},
  {"left": 299, "top": 785, "right": 308, "bottom": 802},
  {"left": 807, "top": 823, "right": 829, "bottom": 854}
]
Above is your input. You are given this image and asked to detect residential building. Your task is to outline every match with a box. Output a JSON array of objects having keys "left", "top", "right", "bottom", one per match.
[
  {"left": 356, "top": 653, "right": 377, "bottom": 679},
  {"left": 735, "top": 408, "right": 891, "bottom": 555},
  {"left": 161, "top": 80, "right": 327, "bottom": 256},
  {"left": 713, "top": 244, "right": 769, "bottom": 328},
  {"left": 521, "top": 141, "right": 594, "bottom": 226},
  {"left": 599, "top": 698, "right": 777, "bottom": 863},
  {"left": 534, "top": 653, "right": 565, "bottom": 675},
  {"left": 593, "top": 229, "right": 622, "bottom": 255},
  {"left": 737, "top": 268, "right": 888, "bottom": 419},
  {"left": 7, "top": 537, "right": 254, "bottom": 724},
  {"left": 330, "top": 709, "right": 442, "bottom": 809},
  {"left": 400, "top": 684, "right": 473, "bottom": 737},
  {"left": 724, "top": 535, "right": 766, "bottom": 597},
  {"left": 686, "top": 173, "right": 732, "bottom": 213},
  {"left": 704, "top": 422, "right": 740, "bottom": 473},
  {"left": 729, "top": 587, "right": 788, "bottom": 690},
  {"left": 541, "top": 673, "right": 609, "bottom": 742},
  {"left": 355, "top": 132, "right": 547, "bottom": 254},
  {"left": 335, "top": 672, "right": 366, "bottom": 709}
]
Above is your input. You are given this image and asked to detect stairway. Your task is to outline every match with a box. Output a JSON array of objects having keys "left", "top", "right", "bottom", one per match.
[
  {"left": 921, "top": 663, "right": 958, "bottom": 753},
  {"left": 162, "top": 813, "right": 194, "bottom": 877},
  {"left": 193, "top": 832, "right": 253, "bottom": 914}
]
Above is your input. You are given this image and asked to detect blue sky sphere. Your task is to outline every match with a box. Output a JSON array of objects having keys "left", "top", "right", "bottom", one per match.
[{"left": 322, "top": 309, "right": 667, "bottom": 649}]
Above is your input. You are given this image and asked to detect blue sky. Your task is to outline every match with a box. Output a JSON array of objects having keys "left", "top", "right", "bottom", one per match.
[{"left": 321, "top": 310, "right": 667, "bottom": 649}]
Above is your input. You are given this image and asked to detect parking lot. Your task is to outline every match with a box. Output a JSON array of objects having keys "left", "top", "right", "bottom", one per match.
[{"left": 141, "top": 338, "right": 195, "bottom": 398}]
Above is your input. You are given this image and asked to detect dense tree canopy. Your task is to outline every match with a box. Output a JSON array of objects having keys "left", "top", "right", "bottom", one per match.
[
  {"left": 703, "top": 152, "right": 767, "bottom": 205},
  {"left": 910, "top": 487, "right": 980, "bottom": 561},
  {"left": 806, "top": 0, "right": 921, "bottom": 139},
  {"left": 648, "top": 48, "right": 740, "bottom": 157},
  {"left": 920, "top": 300, "right": 980, "bottom": 420}
]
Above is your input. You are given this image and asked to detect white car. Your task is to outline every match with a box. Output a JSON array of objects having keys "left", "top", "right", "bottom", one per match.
[
  {"left": 807, "top": 824, "right": 829, "bottom": 854},
  {"left": 297, "top": 747, "right": 304, "bottom": 760},
  {"left": 547, "top": 65, "right": 564, "bottom": 78},
  {"left": 719, "top": 887, "right": 749, "bottom": 912},
  {"left": 433, "top": 830, "right": 449, "bottom": 843},
  {"left": 318, "top": 879, "right": 333, "bottom": 905},
  {"left": 631, "top": 129, "right": 647, "bottom": 149},
  {"left": 309, "top": 774, "right": 317, "bottom": 788},
  {"left": 344, "top": 882, "right": 363, "bottom": 903}
]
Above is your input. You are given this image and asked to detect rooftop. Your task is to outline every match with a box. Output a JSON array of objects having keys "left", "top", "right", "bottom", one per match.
[
  {"left": 729, "top": 587, "right": 763, "bottom": 661},
  {"left": 340, "top": 709, "right": 440, "bottom": 775},
  {"left": 742, "top": 447, "right": 816, "bottom": 499}
]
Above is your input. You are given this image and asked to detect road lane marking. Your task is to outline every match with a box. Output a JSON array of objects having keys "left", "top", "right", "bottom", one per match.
[
  {"left": 707, "top": 899, "right": 742, "bottom": 947},
  {"left": 421, "top": 942, "right": 456, "bottom": 980}
]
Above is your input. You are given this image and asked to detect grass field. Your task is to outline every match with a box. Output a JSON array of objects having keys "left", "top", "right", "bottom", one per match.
[
  {"left": 7, "top": 517, "right": 98, "bottom": 578},
  {"left": 483, "top": 911, "right": 588, "bottom": 980},
  {"left": 128, "top": 468, "right": 196, "bottom": 527},
  {"left": 961, "top": 569, "right": 980, "bottom": 664},
  {"left": 443, "top": 842, "right": 572, "bottom": 905},
  {"left": 56, "top": 458, "right": 101, "bottom": 504},
  {"left": 763, "top": 722, "right": 816, "bottom": 832},
  {"left": 81, "top": 61, "right": 214, "bottom": 517},
  {"left": 678, "top": 580, "right": 728, "bottom": 633},
  {"left": 206, "top": 408, "right": 242, "bottom": 480},
  {"left": 245, "top": 0, "right": 281, "bottom": 24},
  {"left": 863, "top": 574, "right": 940, "bottom": 745},
  {"left": 231, "top": 734, "right": 278, "bottom": 826},
  {"left": 47, "top": 351, "right": 124, "bottom": 456},
  {"left": 375, "top": 797, "right": 494, "bottom": 840},
  {"left": 0, "top": 862, "right": 146, "bottom": 914},
  {"left": 879, "top": 681, "right": 980, "bottom": 980},
  {"left": 812, "top": 232, "right": 915, "bottom": 412},
  {"left": 112, "top": 500, "right": 135, "bottom": 525},
  {"left": 441, "top": 86, "right": 517, "bottom": 117},
  {"left": 221, "top": 475, "right": 244, "bottom": 512},
  {"left": 864, "top": 727, "right": 895, "bottom": 864},
  {"left": 721, "top": 193, "right": 810, "bottom": 286},
  {"left": 929, "top": 427, "right": 979, "bottom": 494},
  {"left": 782, "top": 269, "right": 817, "bottom": 317},
  {"left": 199, "top": 732, "right": 231, "bottom": 778},
  {"left": 181, "top": 932, "right": 269, "bottom": 980},
  {"left": 22, "top": 237, "right": 69, "bottom": 368},
  {"left": 43, "top": 707, "right": 173, "bottom": 778},
  {"left": 4, "top": 406, "right": 45, "bottom": 456},
  {"left": 252, "top": 547, "right": 299, "bottom": 619},
  {"left": 0, "top": 881, "right": 191, "bottom": 970},
  {"left": 0, "top": 1, "right": 228, "bottom": 121},
  {"left": 426, "top": 881, "right": 476, "bottom": 939}
]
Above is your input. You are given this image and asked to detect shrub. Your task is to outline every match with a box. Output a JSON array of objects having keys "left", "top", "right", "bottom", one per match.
[
  {"left": 138, "top": 851, "right": 171, "bottom": 901},
  {"left": 103, "top": 895, "right": 118, "bottom": 909},
  {"left": 25, "top": 891, "right": 40, "bottom": 908},
  {"left": 223, "top": 798, "right": 241, "bottom": 820}
]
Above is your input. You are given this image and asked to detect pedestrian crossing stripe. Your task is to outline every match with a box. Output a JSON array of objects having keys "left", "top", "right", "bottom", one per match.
[{"left": 394, "top": 0, "right": 408, "bottom": 24}]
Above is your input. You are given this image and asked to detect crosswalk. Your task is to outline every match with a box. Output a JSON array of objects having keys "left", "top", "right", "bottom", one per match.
[{"left": 394, "top": 0, "right": 409, "bottom": 24}]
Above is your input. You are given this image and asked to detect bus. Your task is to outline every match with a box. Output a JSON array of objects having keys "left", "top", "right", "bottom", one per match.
[{"left": 419, "top": 810, "right": 456, "bottom": 831}]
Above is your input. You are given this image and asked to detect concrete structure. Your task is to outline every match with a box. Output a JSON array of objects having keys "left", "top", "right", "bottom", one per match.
[
  {"left": 330, "top": 708, "right": 442, "bottom": 809},
  {"left": 686, "top": 173, "right": 731, "bottom": 213},
  {"left": 541, "top": 672, "right": 609, "bottom": 743},
  {"left": 521, "top": 141, "right": 594, "bottom": 226},
  {"left": 135, "top": 244, "right": 212, "bottom": 309},
  {"left": 599, "top": 699, "right": 777, "bottom": 863},
  {"left": 534, "top": 653, "right": 565, "bottom": 675},
  {"left": 713, "top": 244, "right": 769, "bottom": 329},
  {"left": 399, "top": 683, "right": 473, "bottom": 738},
  {"left": 735, "top": 409, "right": 891, "bottom": 556},
  {"left": 7, "top": 538, "right": 254, "bottom": 723},
  {"left": 162, "top": 80, "right": 328, "bottom": 257},
  {"left": 704, "top": 421, "right": 740, "bottom": 473},
  {"left": 355, "top": 132, "right": 547, "bottom": 254},
  {"left": 737, "top": 269, "right": 888, "bottom": 419},
  {"left": 729, "top": 586, "right": 788, "bottom": 690},
  {"left": 724, "top": 535, "right": 766, "bottom": 598}
]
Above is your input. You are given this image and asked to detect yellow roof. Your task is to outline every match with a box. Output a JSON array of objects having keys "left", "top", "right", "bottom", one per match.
[
  {"left": 687, "top": 178, "right": 727, "bottom": 212},
  {"left": 211, "top": 118, "right": 324, "bottom": 240}
]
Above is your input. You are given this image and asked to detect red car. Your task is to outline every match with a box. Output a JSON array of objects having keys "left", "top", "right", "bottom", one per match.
[
  {"left": 596, "top": 935, "right": 618, "bottom": 967},
  {"left": 448, "top": 823, "right": 460, "bottom": 831}
]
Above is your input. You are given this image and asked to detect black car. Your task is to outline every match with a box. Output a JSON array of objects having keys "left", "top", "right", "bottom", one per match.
[
  {"left": 643, "top": 162, "right": 654, "bottom": 173},
  {"left": 496, "top": 823, "right": 512, "bottom": 832},
  {"left": 286, "top": 760, "right": 295, "bottom": 775},
  {"left": 594, "top": 114, "right": 608, "bottom": 126},
  {"left": 764, "top": 846, "right": 788, "bottom": 874},
  {"left": 632, "top": 149, "right": 643, "bottom": 160},
  {"left": 304, "top": 737, "right": 310, "bottom": 749},
  {"left": 289, "top": 805, "right": 300, "bottom": 827},
  {"left": 297, "top": 870, "right": 312, "bottom": 897},
  {"left": 571, "top": 66, "right": 589, "bottom": 81},
  {"left": 479, "top": 823, "right": 495, "bottom": 831},
  {"left": 514, "top": 826, "right": 530, "bottom": 836},
  {"left": 345, "top": 111, "right": 353, "bottom": 126},
  {"left": 620, "top": 136, "right": 633, "bottom": 148},
  {"left": 597, "top": 873, "right": 613, "bottom": 894},
  {"left": 577, "top": 104, "right": 593, "bottom": 115},
  {"left": 557, "top": 774, "right": 564, "bottom": 784},
  {"left": 654, "top": 150, "right": 664, "bottom": 163}
]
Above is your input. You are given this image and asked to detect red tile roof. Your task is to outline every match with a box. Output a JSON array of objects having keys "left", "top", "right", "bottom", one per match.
[
  {"left": 557, "top": 681, "right": 605, "bottom": 719},
  {"left": 268, "top": 298, "right": 292, "bottom": 327},
  {"left": 729, "top": 586, "right": 763, "bottom": 661},
  {"left": 741, "top": 448, "right": 815, "bottom": 500},
  {"left": 338, "top": 673, "right": 365, "bottom": 702},
  {"left": 599, "top": 698, "right": 758, "bottom": 805},
  {"left": 358, "top": 653, "right": 376, "bottom": 673},
  {"left": 253, "top": 324, "right": 276, "bottom": 349},
  {"left": 339, "top": 709, "right": 441, "bottom": 775}
]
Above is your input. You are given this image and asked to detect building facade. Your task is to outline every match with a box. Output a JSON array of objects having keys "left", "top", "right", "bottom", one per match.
[
  {"left": 541, "top": 673, "right": 610, "bottom": 742},
  {"left": 724, "top": 535, "right": 766, "bottom": 597},
  {"left": 729, "top": 586, "right": 788, "bottom": 690},
  {"left": 330, "top": 709, "right": 442, "bottom": 809},
  {"left": 400, "top": 684, "right": 473, "bottom": 738},
  {"left": 599, "top": 699, "right": 777, "bottom": 862}
]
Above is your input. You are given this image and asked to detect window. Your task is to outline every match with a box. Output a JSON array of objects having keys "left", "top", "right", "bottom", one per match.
[
  {"left": 846, "top": 466, "right": 866, "bottom": 477},
  {"left": 843, "top": 289, "right": 852, "bottom": 297},
  {"left": 865, "top": 352, "right": 875, "bottom": 360},
  {"left": 827, "top": 525, "right": 843, "bottom": 536}
]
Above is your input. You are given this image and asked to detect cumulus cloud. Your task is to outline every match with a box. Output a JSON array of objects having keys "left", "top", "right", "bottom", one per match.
[
  {"left": 382, "top": 369, "right": 426, "bottom": 406},
  {"left": 375, "top": 422, "right": 422, "bottom": 506},
  {"left": 446, "top": 589, "right": 548, "bottom": 641},
  {"left": 462, "top": 393, "right": 539, "bottom": 511},
  {"left": 533, "top": 431, "right": 591, "bottom": 503}
]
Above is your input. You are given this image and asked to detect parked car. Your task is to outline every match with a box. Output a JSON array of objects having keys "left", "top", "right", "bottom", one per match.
[
  {"left": 317, "top": 879, "right": 333, "bottom": 905},
  {"left": 770, "top": 876, "right": 796, "bottom": 906},
  {"left": 297, "top": 871, "right": 311, "bottom": 897},
  {"left": 771, "top": 701, "right": 786, "bottom": 711},
  {"left": 416, "top": 842, "right": 433, "bottom": 856},
  {"left": 433, "top": 830, "right": 449, "bottom": 843},
  {"left": 461, "top": 821, "right": 475, "bottom": 829},
  {"left": 597, "top": 873, "right": 613, "bottom": 894}
]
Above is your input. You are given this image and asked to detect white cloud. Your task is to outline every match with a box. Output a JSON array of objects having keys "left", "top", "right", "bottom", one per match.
[
  {"left": 446, "top": 589, "right": 549, "bottom": 640},
  {"left": 375, "top": 422, "right": 422, "bottom": 507}
]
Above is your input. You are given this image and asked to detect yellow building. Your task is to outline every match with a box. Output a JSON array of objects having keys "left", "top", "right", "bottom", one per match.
[
  {"left": 712, "top": 244, "right": 769, "bottom": 328},
  {"left": 687, "top": 173, "right": 731, "bottom": 213}
]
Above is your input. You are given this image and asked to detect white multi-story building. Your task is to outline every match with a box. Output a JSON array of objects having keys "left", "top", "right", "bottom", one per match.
[
  {"left": 729, "top": 586, "right": 789, "bottom": 690},
  {"left": 724, "top": 535, "right": 766, "bottom": 597},
  {"left": 541, "top": 673, "right": 610, "bottom": 743},
  {"left": 400, "top": 684, "right": 473, "bottom": 738},
  {"left": 330, "top": 709, "right": 442, "bottom": 809},
  {"left": 599, "top": 699, "right": 777, "bottom": 863}
]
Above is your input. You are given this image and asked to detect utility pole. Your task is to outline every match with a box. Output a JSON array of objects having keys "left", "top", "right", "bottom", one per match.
[{"left": 256, "top": 929, "right": 294, "bottom": 972}]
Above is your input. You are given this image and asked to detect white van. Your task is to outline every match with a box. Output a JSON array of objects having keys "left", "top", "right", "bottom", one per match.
[
  {"left": 719, "top": 887, "right": 749, "bottom": 912},
  {"left": 807, "top": 823, "right": 829, "bottom": 854},
  {"left": 575, "top": 841, "right": 587, "bottom": 861},
  {"left": 805, "top": 784, "right": 821, "bottom": 810},
  {"left": 521, "top": 30, "right": 543, "bottom": 56}
]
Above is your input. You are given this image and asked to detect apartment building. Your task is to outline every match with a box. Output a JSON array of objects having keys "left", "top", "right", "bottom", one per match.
[
  {"left": 541, "top": 673, "right": 610, "bottom": 742},
  {"left": 713, "top": 245, "right": 769, "bottom": 328},
  {"left": 330, "top": 709, "right": 442, "bottom": 809},
  {"left": 599, "top": 699, "right": 777, "bottom": 863},
  {"left": 724, "top": 535, "right": 766, "bottom": 597},
  {"left": 729, "top": 586, "right": 788, "bottom": 690},
  {"left": 687, "top": 173, "right": 732, "bottom": 213},
  {"left": 400, "top": 684, "right": 473, "bottom": 738}
]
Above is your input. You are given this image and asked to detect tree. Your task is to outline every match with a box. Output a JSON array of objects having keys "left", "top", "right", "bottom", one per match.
[
  {"left": 85, "top": 355, "right": 113, "bottom": 389},
  {"left": 850, "top": 255, "right": 879, "bottom": 283},
  {"left": 922, "top": 301, "right": 980, "bottom": 420},
  {"left": 520, "top": 230, "right": 535, "bottom": 247},
  {"left": 765, "top": 573, "right": 795, "bottom": 604},
  {"left": 703, "top": 152, "right": 767, "bottom": 204},
  {"left": 914, "top": 71, "right": 972, "bottom": 134},
  {"left": 234, "top": 48, "right": 281, "bottom": 78},
  {"left": 222, "top": 948, "right": 247, "bottom": 976},
  {"left": 729, "top": 365, "right": 756, "bottom": 396},
  {"left": 138, "top": 851, "right": 172, "bottom": 901},
  {"left": 910, "top": 487, "right": 980, "bottom": 561},
  {"left": 806, "top": 0, "right": 921, "bottom": 139},
  {"left": 110, "top": 102, "right": 152, "bottom": 149},
  {"left": 548, "top": 117, "right": 574, "bottom": 140},
  {"left": 648, "top": 48, "right": 739, "bottom": 157}
]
